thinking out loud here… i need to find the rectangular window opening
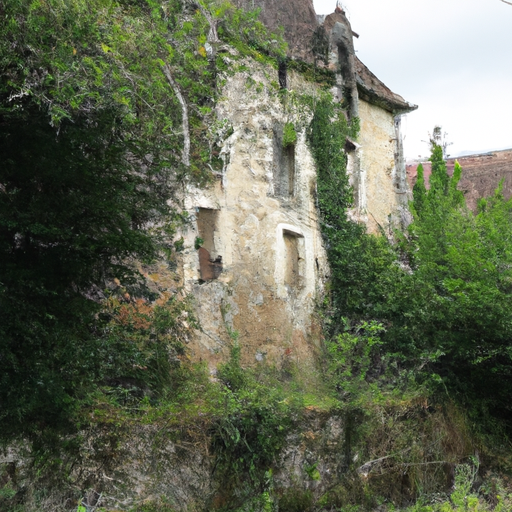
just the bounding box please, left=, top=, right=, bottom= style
left=278, top=60, right=287, bottom=90
left=273, top=127, right=296, bottom=198
left=283, top=230, right=305, bottom=289
left=197, top=208, right=222, bottom=281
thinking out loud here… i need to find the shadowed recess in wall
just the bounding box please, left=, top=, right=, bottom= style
left=197, top=208, right=222, bottom=281
left=283, top=230, right=305, bottom=290
left=273, top=124, right=296, bottom=198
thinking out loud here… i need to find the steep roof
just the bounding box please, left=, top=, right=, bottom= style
left=233, top=0, right=417, bottom=115
left=355, top=57, right=417, bottom=115
left=317, top=10, right=417, bottom=115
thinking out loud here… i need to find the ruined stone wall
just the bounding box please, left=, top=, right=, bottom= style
left=229, top=1, right=415, bottom=237
left=179, top=59, right=329, bottom=372
left=0, top=410, right=345, bottom=511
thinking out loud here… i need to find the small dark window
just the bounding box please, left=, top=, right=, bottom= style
left=273, top=127, right=296, bottom=198
left=196, top=208, right=222, bottom=281
left=283, top=232, right=300, bottom=287
left=284, top=146, right=295, bottom=196
left=278, top=59, right=287, bottom=89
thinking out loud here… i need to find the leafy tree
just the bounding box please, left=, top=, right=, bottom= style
left=314, top=116, right=512, bottom=432
left=412, top=163, right=427, bottom=216
left=0, top=0, right=186, bottom=440
left=388, top=143, right=512, bottom=429
left=0, top=0, right=288, bottom=443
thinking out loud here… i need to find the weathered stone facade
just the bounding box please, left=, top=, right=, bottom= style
left=232, top=0, right=318, bottom=62
left=353, top=58, right=415, bottom=231
left=179, top=3, right=417, bottom=367
left=315, top=10, right=416, bottom=232
left=356, top=99, right=410, bottom=230
left=180, top=60, right=328, bottom=371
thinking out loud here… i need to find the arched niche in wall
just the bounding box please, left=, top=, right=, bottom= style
left=272, top=125, right=296, bottom=198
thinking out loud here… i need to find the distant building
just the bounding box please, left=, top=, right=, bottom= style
left=407, top=149, right=512, bottom=211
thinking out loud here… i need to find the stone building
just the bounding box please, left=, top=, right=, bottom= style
left=318, top=9, right=417, bottom=231
left=180, top=62, right=328, bottom=370
left=234, top=0, right=418, bottom=231
left=179, top=1, right=417, bottom=369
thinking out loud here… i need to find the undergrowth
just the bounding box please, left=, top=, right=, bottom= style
left=2, top=336, right=512, bottom=511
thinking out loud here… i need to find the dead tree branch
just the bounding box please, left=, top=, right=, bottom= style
left=161, top=63, right=190, bottom=167
left=198, top=3, right=219, bottom=44
left=197, top=1, right=220, bottom=59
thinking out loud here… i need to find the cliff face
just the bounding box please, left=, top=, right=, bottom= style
left=1, top=409, right=346, bottom=511
left=232, top=0, right=318, bottom=61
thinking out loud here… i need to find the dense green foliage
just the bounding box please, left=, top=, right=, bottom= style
left=308, top=100, right=512, bottom=507
left=0, top=0, right=287, bottom=442
left=282, top=122, right=297, bottom=148
left=307, top=98, right=397, bottom=334
left=399, top=150, right=512, bottom=429
left=211, top=343, right=303, bottom=510
left=311, top=106, right=512, bottom=434
left=1, top=0, right=177, bottom=439
left=2, top=0, right=512, bottom=509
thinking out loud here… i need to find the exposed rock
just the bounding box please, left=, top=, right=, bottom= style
left=0, top=411, right=345, bottom=511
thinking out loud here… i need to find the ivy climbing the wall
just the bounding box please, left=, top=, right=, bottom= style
left=308, top=97, right=396, bottom=333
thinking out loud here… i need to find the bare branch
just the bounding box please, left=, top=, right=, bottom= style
left=500, top=0, right=512, bottom=5
left=198, top=3, right=219, bottom=44
left=161, top=63, right=190, bottom=167
left=196, top=1, right=220, bottom=59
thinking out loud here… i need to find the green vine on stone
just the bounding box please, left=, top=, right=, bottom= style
left=282, top=122, right=297, bottom=148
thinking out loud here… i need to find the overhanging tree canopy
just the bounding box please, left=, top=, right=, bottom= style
left=0, top=0, right=191, bottom=438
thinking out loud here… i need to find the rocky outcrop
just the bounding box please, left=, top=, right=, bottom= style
left=0, top=410, right=345, bottom=511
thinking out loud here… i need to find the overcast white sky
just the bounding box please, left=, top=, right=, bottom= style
left=313, top=0, right=512, bottom=160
